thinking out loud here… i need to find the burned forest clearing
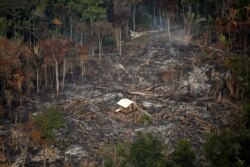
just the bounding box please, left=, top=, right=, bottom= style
left=0, top=0, right=250, bottom=166
left=1, top=31, right=244, bottom=166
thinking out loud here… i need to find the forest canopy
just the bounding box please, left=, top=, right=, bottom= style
left=0, top=0, right=249, bottom=113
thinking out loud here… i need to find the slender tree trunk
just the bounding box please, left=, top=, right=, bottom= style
left=27, top=77, right=30, bottom=96
left=98, top=36, right=102, bottom=60
left=222, top=0, right=225, bottom=17
left=71, top=61, right=74, bottom=78
left=114, top=148, right=117, bottom=166
left=165, top=10, right=171, bottom=37
left=43, top=150, right=46, bottom=167
left=126, top=21, right=129, bottom=37
left=62, top=59, right=66, bottom=91
left=70, top=23, right=73, bottom=41
left=159, top=9, right=162, bottom=30
left=36, top=67, right=39, bottom=93
left=244, top=34, right=247, bottom=54
left=114, top=27, right=120, bottom=54
left=54, top=55, right=59, bottom=95
left=153, top=4, right=156, bottom=27
left=29, top=29, right=32, bottom=48
left=49, top=67, right=52, bottom=88
left=90, top=18, right=93, bottom=36
left=113, top=26, right=122, bottom=55
left=19, top=94, right=22, bottom=107
left=45, top=64, right=47, bottom=88
left=81, top=56, right=84, bottom=80
left=176, top=4, right=179, bottom=22
left=167, top=18, right=171, bottom=38
left=70, top=18, right=73, bottom=41
left=133, top=7, right=136, bottom=32
left=80, top=33, right=83, bottom=46
left=22, top=137, right=28, bottom=167
left=246, top=61, right=249, bottom=100
left=115, top=28, right=119, bottom=51
left=181, top=1, right=185, bottom=14
left=90, top=40, right=95, bottom=56
left=119, top=27, right=122, bottom=55
left=14, top=23, right=16, bottom=39
left=33, top=21, right=36, bottom=45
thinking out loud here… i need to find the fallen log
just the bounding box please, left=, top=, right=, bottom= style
left=134, top=103, right=152, bottom=117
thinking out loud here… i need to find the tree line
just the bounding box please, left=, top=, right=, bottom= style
left=0, top=0, right=249, bottom=111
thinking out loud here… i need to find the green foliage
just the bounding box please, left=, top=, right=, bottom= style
left=140, top=114, right=152, bottom=124
left=102, top=35, right=116, bottom=46
left=128, top=133, right=166, bottom=167
left=228, top=55, right=250, bottom=100
left=218, top=33, right=229, bottom=48
left=241, top=104, right=250, bottom=129
left=70, top=0, right=106, bottom=23
left=173, top=139, right=196, bottom=167
left=103, top=142, right=129, bottom=167
left=33, top=0, right=48, bottom=19
left=204, top=131, right=241, bottom=167
left=184, top=8, right=206, bottom=32
left=204, top=130, right=250, bottom=167
left=0, top=17, right=8, bottom=37
left=133, top=35, right=149, bottom=44
left=104, top=157, right=115, bottom=167
left=34, top=107, right=65, bottom=139
left=235, top=131, right=250, bottom=166
left=116, top=142, right=128, bottom=158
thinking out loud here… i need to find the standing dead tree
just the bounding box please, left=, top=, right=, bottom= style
left=38, top=37, right=72, bottom=95
left=93, top=21, right=113, bottom=61
left=112, top=0, right=130, bottom=55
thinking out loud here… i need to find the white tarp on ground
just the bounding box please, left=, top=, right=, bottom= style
left=117, top=98, right=135, bottom=108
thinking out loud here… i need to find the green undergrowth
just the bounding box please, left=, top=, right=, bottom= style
left=34, top=107, right=65, bottom=139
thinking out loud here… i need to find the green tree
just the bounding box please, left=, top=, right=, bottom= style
left=0, top=17, right=8, bottom=37
left=129, top=133, right=166, bottom=167
left=228, top=55, right=250, bottom=100
left=35, top=107, right=65, bottom=139
left=183, top=7, right=206, bottom=34
left=70, top=0, right=106, bottom=28
left=241, top=104, right=250, bottom=129
left=173, top=139, right=196, bottom=167
left=204, top=131, right=241, bottom=167
left=0, top=0, right=41, bottom=38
